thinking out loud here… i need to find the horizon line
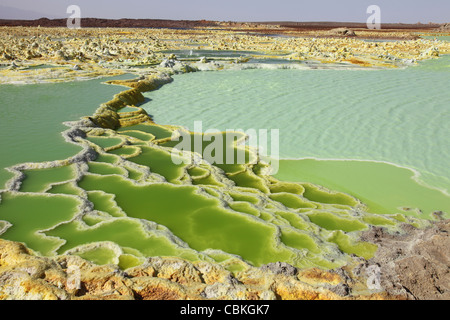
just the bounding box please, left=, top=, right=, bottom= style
left=0, top=17, right=446, bottom=25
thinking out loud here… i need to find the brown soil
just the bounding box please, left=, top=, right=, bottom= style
left=0, top=19, right=444, bottom=39
left=358, top=219, right=450, bottom=300
left=0, top=18, right=219, bottom=29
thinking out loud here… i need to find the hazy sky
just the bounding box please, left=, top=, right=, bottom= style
left=0, top=0, right=449, bottom=23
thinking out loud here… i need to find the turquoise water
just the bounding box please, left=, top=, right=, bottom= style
left=142, top=56, right=450, bottom=195
left=0, top=74, right=134, bottom=187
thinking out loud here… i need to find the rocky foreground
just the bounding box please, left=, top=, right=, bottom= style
left=1, top=22, right=450, bottom=84
left=1, top=220, right=448, bottom=300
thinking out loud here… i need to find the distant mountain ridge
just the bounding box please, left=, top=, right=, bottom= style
left=0, top=5, right=58, bottom=20
left=0, top=15, right=443, bottom=31
left=0, top=17, right=218, bottom=28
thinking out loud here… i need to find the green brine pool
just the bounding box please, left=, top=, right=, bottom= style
left=0, top=56, right=449, bottom=271
left=143, top=56, right=450, bottom=218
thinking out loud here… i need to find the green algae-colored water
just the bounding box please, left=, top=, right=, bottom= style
left=0, top=56, right=449, bottom=272
left=275, top=159, right=450, bottom=219
left=420, top=35, right=450, bottom=41
left=0, top=191, right=82, bottom=256
left=20, top=165, right=76, bottom=193
left=143, top=56, right=450, bottom=217
left=0, top=74, right=135, bottom=187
